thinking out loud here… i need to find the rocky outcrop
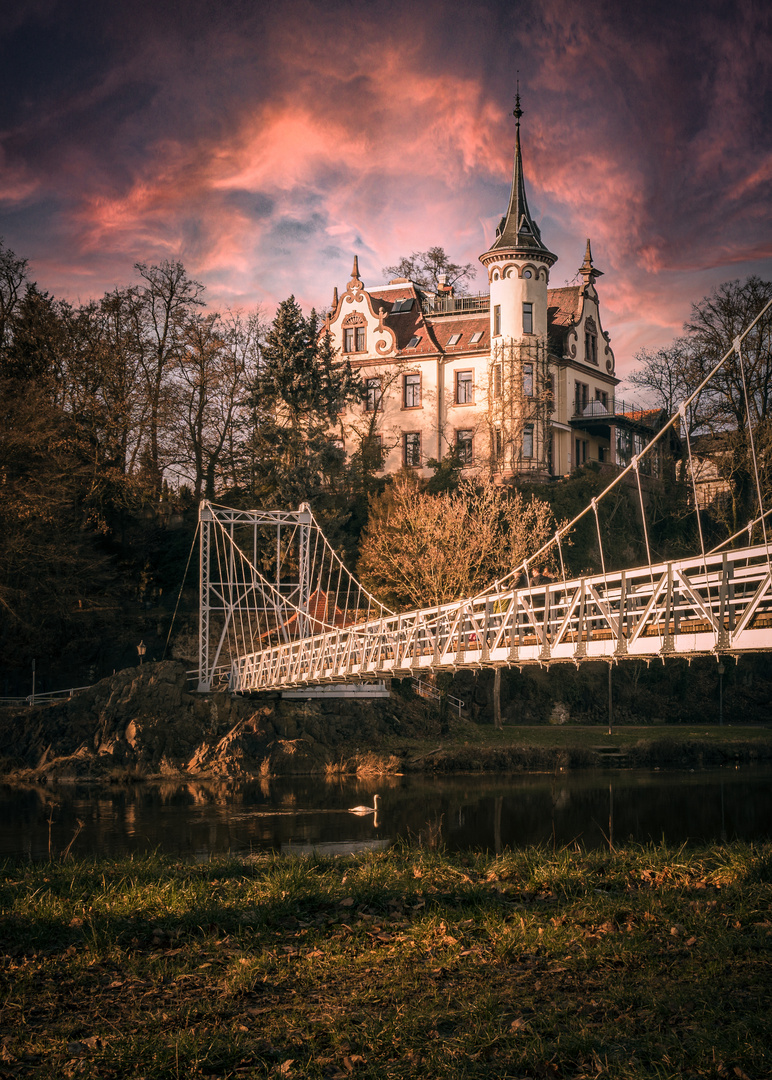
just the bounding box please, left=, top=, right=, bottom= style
left=0, top=662, right=422, bottom=782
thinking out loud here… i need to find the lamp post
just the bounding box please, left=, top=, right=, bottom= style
left=717, top=661, right=725, bottom=727
left=137, top=640, right=146, bottom=666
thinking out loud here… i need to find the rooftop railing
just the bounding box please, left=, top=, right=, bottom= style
left=421, top=294, right=490, bottom=316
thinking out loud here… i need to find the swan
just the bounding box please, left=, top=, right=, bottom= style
left=348, top=794, right=381, bottom=815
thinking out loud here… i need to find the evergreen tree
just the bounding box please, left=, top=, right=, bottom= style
left=244, top=297, right=359, bottom=508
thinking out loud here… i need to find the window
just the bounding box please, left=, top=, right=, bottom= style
left=493, top=304, right=501, bottom=336
left=616, top=429, right=632, bottom=467
left=403, top=372, right=421, bottom=408
left=595, top=388, right=609, bottom=411
left=406, top=335, right=421, bottom=349
left=523, top=302, right=533, bottom=335
left=455, top=370, right=473, bottom=404
left=524, top=269, right=532, bottom=279
left=343, top=321, right=367, bottom=353
left=575, top=438, right=588, bottom=467
left=493, top=363, right=502, bottom=399
left=390, top=298, right=415, bottom=314
left=574, top=380, right=589, bottom=415
left=456, top=429, right=473, bottom=464
left=403, top=432, right=421, bottom=468
left=365, top=377, right=382, bottom=412
left=523, top=363, right=533, bottom=397
left=447, top=333, right=462, bottom=346
left=494, top=427, right=503, bottom=461
left=523, top=424, right=534, bottom=459
left=585, top=329, right=598, bottom=365
left=470, top=331, right=484, bottom=344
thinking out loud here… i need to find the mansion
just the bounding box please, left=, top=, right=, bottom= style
left=323, top=107, right=661, bottom=481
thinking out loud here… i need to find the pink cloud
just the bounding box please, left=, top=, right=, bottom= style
left=2, top=0, right=772, bottom=373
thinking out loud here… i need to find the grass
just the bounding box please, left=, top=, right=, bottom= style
left=389, top=721, right=772, bottom=756
left=1, top=844, right=771, bottom=1078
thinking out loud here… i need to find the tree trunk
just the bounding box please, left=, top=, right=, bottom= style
left=493, top=667, right=502, bottom=730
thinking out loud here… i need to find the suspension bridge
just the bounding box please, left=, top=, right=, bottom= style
left=197, top=312, right=772, bottom=695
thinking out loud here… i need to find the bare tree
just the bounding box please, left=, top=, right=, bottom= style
left=172, top=308, right=261, bottom=500
left=0, top=239, right=29, bottom=353
left=628, top=277, right=772, bottom=535
left=357, top=471, right=558, bottom=610
left=129, top=261, right=205, bottom=488
left=382, top=247, right=477, bottom=294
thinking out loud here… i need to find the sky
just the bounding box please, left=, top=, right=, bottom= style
left=2, top=0, right=772, bottom=384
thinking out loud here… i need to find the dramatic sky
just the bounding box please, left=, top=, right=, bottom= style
left=2, top=0, right=771, bottom=383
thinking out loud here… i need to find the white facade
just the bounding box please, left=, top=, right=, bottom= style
left=323, top=118, right=623, bottom=481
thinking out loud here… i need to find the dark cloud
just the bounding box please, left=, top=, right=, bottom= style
left=1, top=0, right=771, bottom=369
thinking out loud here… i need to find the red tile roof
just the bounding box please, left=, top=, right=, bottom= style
left=368, top=285, right=441, bottom=356
left=547, top=286, right=582, bottom=328
left=356, top=283, right=585, bottom=359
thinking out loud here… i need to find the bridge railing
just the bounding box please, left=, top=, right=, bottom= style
left=229, top=544, right=771, bottom=692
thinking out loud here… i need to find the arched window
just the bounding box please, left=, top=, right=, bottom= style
left=584, top=316, right=598, bottom=365
left=342, top=313, right=366, bottom=353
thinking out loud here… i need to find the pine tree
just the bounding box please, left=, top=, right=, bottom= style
left=245, top=297, right=359, bottom=508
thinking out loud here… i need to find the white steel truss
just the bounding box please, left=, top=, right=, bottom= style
left=228, top=544, right=772, bottom=692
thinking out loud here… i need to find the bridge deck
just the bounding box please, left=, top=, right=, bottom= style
left=229, top=545, right=772, bottom=692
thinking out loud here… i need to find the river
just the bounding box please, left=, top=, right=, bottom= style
left=2, top=766, right=771, bottom=861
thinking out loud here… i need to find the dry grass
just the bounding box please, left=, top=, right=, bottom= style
left=1, top=844, right=770, bottom=1078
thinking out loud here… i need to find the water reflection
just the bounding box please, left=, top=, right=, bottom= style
left=2, top=768, right=770, bottom=862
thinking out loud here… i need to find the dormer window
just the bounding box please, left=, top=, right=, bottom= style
left=470, top=331, right=483, bottom=344
left=447, top=333, right=462, bottom=346
left=391, top=298, right=415, bottom=314
left=406, top=335, right=421, bottom=349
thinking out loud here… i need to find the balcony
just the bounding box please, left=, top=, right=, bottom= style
left=422, top=294, right=490, bottom=316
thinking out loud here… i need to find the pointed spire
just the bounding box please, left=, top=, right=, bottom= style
left=484, top=93, right=556, bottom=263
left=350, top=255, right=361, bottom=282
left=578, top=239, right=603, bottom=287
left=332, top=285, right=339, bottom=311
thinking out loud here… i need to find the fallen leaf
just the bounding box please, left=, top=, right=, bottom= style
left=339, top=897, right=354, bottom=907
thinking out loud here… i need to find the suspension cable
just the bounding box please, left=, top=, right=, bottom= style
left=734, top=337, right=772, bottom=577
left=681, top=403, right=708, bottom=580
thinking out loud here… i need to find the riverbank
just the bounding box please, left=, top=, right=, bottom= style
left=1, top=661, right=771, bottom=783
left=2, top=844, right=770, bottom=1078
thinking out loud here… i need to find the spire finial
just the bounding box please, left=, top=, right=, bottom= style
left=513, top=75, right=522, bottom=129
left=578, top=238, right=603, bottom=286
